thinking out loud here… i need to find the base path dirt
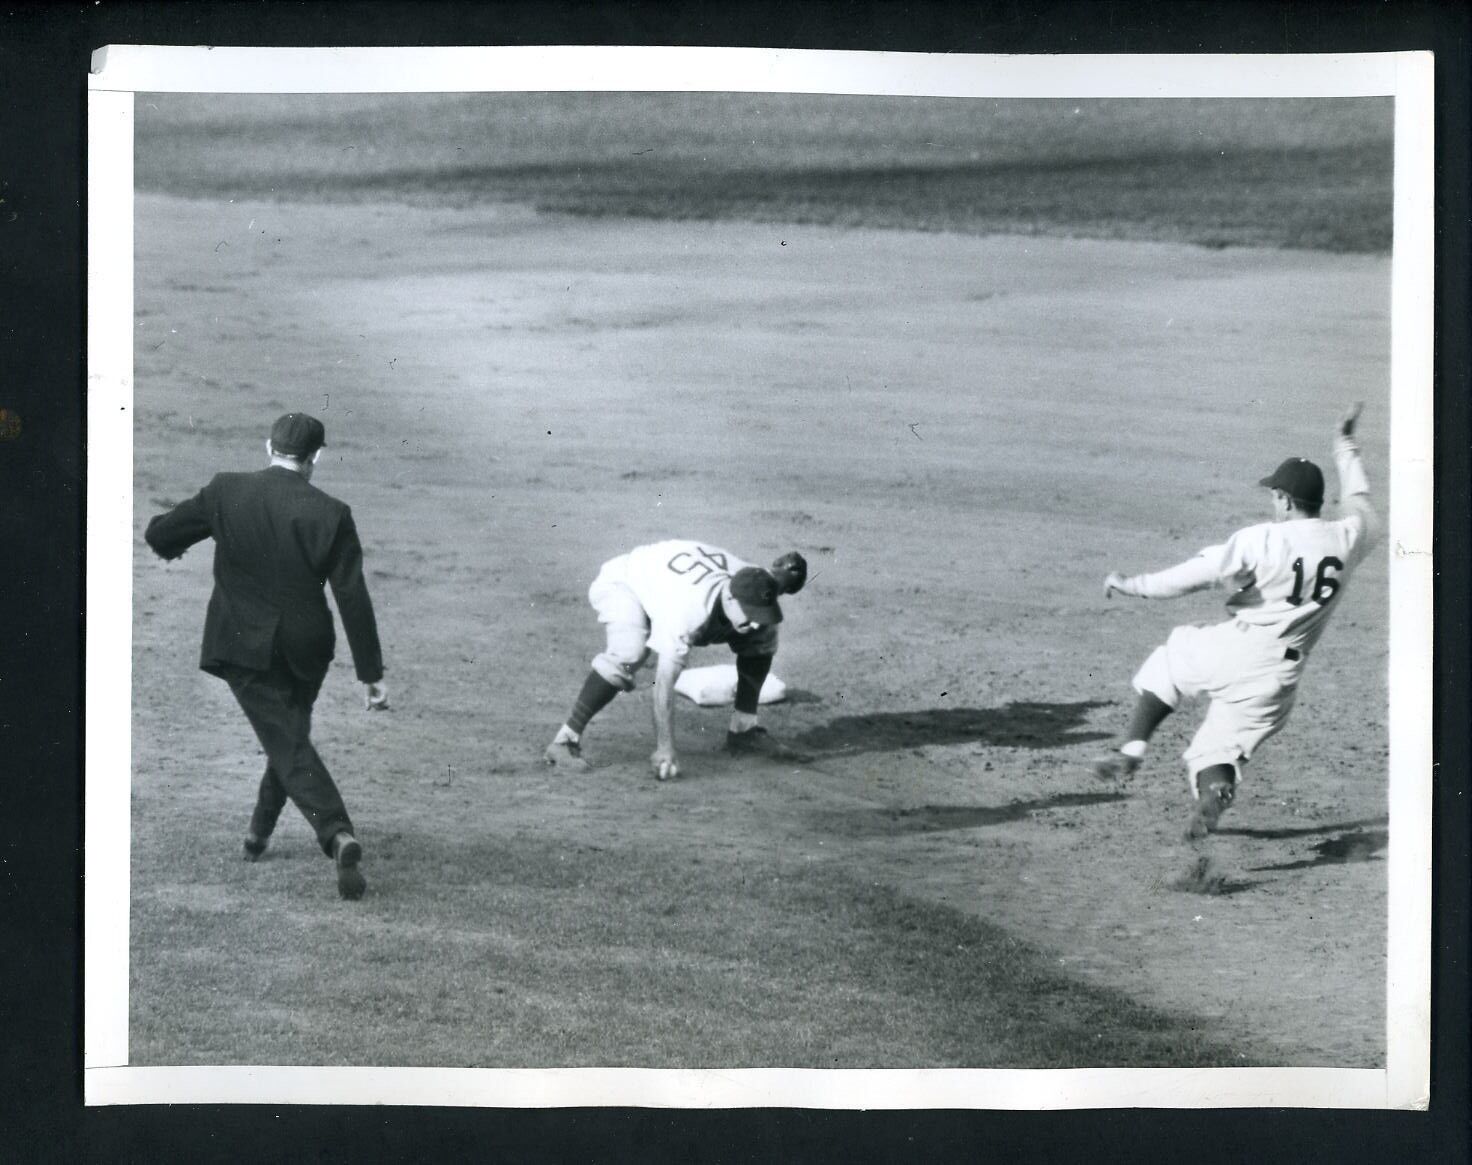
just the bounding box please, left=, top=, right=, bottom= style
left=131, top=193, right=1391, bottom=1067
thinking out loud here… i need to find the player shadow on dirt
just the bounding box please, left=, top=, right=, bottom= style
left=1196, top=879, right=1261, bottom=897
left=812, top=793, right=1128, bottom=840
left=794, top=700, right=1112, bottom=756
left=1244, top=827, right=1388, bottom=872
left=1168, top=857, right=1264, bottom=897
left=1217, top=815, right=1387, bottom=841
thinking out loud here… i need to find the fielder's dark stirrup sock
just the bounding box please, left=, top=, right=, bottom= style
left=734, top=655, right=774, bottom=715
left=1196, top=765, right=1237, bottom=804
left=1126, top=691, right=1174, bottom=743
left=1187, top=765, right=1238, bottom=840
left=567, top=671, right=621, bottom=734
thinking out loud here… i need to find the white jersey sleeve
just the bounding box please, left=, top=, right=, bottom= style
left=1223, top=433, right=1376, bottom=648
left=1219, top=518, right=1366, bottom=648
left=1117, top=550, right=1235, bottom=599
left=623, top=540, right=753, bottom=666
left=1118, top=434, right=1376, bottom=652
left=1329, top=431, right=1377, bottom=553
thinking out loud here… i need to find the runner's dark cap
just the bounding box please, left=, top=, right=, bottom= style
left=1258, top=457, right=1324, bottom=508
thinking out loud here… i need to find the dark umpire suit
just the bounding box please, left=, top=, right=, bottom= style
left=145, top=414, right=382, bottom=894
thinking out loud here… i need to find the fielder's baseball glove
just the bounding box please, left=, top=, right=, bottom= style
left=770, top=551, right=808, bottom=594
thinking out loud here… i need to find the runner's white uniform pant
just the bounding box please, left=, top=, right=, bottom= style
left=1132, top=619, right=1304, bottom=786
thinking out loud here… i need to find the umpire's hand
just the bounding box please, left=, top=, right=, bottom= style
left=366, top=680, right=390, bottom=711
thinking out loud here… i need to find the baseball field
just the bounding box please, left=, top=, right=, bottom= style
left=127, top=93, right=1393, bottom=1070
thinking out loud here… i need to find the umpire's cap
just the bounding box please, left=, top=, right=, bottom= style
left=270, top=412, right=327, bottom=458
left=729, top=567, right=784, bottom=626
left=1258, top=457, right=1324, bottom=509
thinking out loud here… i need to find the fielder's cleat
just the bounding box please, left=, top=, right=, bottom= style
left=333, top=832, right=366, bottom=900
left=544, top=738, right=592, bottom=773
left=725, top=726, right=812, bottom=763
left=242, top=832, right=268, bottom=862
left=1092, top=753, right=1141, bottom=781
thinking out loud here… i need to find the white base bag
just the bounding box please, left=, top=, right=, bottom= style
left=674, top=663, right=787, bottom=707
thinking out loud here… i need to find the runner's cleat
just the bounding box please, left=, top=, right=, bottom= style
left=1185, top=783, right=1235, bottom=841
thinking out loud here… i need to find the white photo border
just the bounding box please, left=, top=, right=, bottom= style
left=84, top=45, right=1434, bottom=1110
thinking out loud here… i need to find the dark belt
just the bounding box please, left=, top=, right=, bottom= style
left=1284, top=648, right=1301, bottom=662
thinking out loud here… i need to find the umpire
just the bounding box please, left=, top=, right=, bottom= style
left=145, top=412, right=387, bottom=900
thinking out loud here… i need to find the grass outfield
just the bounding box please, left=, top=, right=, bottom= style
left=131, top=825, right=1242, bottom=1068
left=137, top=94, right=1392, bottom=252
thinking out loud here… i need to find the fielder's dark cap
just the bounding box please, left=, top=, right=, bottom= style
left=729, top=567, right=784, bottom=626
left=1259, top=457, right=1324, bottom=508
left=770, top=551, right=808, bottom=595
left=270, top=412, right=326, bottom=458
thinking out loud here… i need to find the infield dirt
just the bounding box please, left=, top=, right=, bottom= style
left=129, top=188, right=1390, bottom=1068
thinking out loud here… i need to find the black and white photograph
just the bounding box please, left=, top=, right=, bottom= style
left=83, top=46, right=1433, bottom=1109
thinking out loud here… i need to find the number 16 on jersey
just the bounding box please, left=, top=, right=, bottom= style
left=1288, top=556, right=1343, bottom=605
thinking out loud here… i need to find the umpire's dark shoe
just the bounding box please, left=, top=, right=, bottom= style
left=332, top=832, right=366, bottom=900
left=242, top=833, right=269, bottom=862
left=725, top=726, right=812, bottom=763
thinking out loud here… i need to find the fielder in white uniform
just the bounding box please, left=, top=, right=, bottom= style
left=544, top=541, right=810, bottom=779
left=1094, top=404, right=1377, bottom=839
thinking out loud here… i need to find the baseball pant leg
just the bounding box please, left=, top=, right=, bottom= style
left=248, top=764, right=289, bottom=839
left=226, top=661, right=355, bottom=856
left=588, top=573, right=652, bottom=691
left=1131, top=623, right=1220, bottom=709
left=1183, top=680, right=1298, bottom=789
left=1180, top=628, right=1301, bottom=790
